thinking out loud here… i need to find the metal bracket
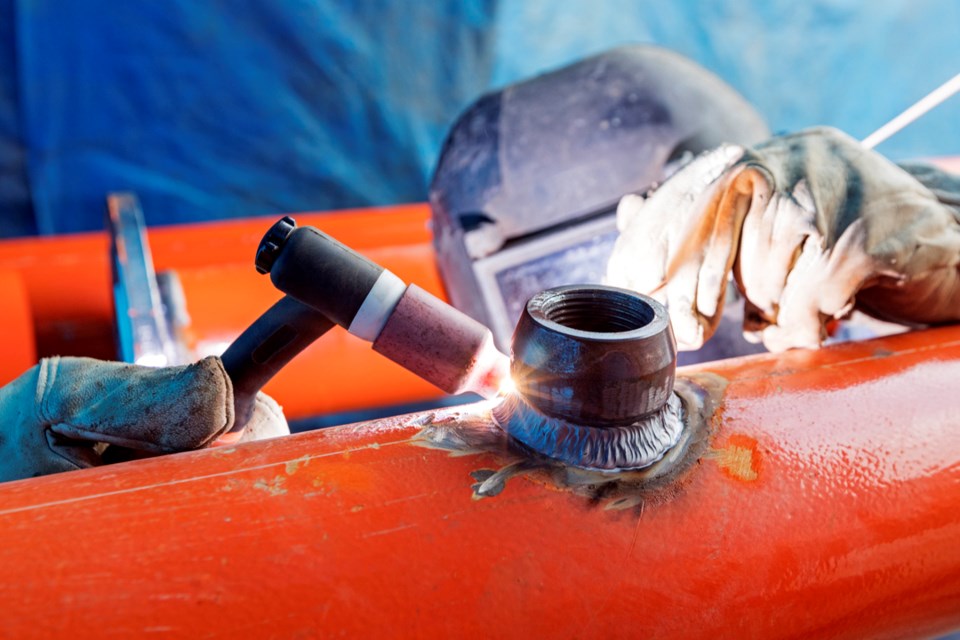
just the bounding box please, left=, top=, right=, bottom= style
left=107, top=192, right=183, bottom=366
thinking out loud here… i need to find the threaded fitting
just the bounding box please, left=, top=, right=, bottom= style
left=495, top=285, right=681, bottom=471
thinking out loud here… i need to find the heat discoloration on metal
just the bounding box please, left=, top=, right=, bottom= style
left=491, top=392, right=685, bottom=472
left=412, top=374, right=724, bottom=506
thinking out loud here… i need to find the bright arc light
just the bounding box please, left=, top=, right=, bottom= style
left=498, top=375, right=517, bottom=397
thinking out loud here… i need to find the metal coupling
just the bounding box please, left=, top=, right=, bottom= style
left=494, top=285, right=681, bottom=471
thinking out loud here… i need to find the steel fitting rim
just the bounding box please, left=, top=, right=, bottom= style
left=526, top=285, right=668, bottom=342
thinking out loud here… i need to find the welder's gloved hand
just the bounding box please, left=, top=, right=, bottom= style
left=0, top=355, right=289, bottom=483
left=606, top=126, right=960, bottom=352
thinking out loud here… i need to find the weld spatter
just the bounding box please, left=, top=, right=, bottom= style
left=492, top=391, right=684, bottom=472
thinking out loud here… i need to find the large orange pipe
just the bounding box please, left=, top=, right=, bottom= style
left=1, top=325, right=958, bottom=638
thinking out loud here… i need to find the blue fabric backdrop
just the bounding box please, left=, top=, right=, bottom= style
left=0, top=0, right=958, bottom=235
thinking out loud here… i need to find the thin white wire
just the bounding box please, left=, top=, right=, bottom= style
left=861, top=72, right=960, bottom=149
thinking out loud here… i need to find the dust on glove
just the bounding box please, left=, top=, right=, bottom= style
left=0, top=355, right=288, bottom=482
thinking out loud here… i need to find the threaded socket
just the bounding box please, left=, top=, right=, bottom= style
left=510, top=285, right=677, bottom=427
left=494, top=285, right=681, bottom=471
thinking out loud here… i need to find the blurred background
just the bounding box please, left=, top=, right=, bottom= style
left=0, top=0, right=958, bottom=237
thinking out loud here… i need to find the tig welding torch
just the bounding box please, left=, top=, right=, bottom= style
left=220, top=216, right=510, bottom=428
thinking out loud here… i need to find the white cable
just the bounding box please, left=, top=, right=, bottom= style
left=861, top=72, right=960, bottom=149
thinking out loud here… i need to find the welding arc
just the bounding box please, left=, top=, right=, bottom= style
left=861, top=71, right=960, bottom=149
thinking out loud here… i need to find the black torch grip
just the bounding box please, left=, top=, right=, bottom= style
left=268, top=225, right=384, bottom=328
left=220, top=295, right=334, bottom=430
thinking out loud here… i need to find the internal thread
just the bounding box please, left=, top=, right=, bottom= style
left=540, top=290, right=654, bottom=333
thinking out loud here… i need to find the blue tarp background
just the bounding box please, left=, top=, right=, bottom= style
left=0, top=0, right=958, bottom=235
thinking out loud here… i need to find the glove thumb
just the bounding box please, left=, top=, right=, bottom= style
left=38, top=355, right=235, bottom=452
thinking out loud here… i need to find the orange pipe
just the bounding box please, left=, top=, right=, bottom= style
left=0, top=269, right=37, bottom=380
left=1, top=326, right=958, bottom=638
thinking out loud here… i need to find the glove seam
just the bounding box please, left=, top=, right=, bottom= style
left=210, top=356, right=236, bottom=435
left=44, top=430, right=86, bottom=471
left=35, top=356, right=60, bottom=426
left=37, top=357, right=90, bottom=471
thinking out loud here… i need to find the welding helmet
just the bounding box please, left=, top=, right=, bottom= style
left=429, top=45, right=769, bottom=350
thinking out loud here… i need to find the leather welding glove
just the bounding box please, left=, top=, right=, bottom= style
left=0, top=355, right=289, bottom=482
left=606, top=126, right=960, bottom=352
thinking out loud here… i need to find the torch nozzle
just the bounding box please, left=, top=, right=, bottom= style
left=371, top=284, right=512, bottom=399
left=460, top=335, right=511, bottom=400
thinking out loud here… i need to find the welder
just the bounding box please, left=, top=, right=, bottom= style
left=0, top=217, right=510, bottom=482
left=0, top=128, right=957, bottom=482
